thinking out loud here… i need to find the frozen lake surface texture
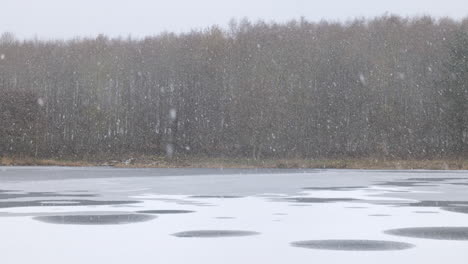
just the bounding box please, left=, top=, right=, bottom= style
left=1, top=167, right=468, bottom=264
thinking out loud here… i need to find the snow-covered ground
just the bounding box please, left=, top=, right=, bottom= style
left=1, top=167, right=468, bottom=264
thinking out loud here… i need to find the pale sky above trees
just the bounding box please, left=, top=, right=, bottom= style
left=1, top=0, right=468, bottom=39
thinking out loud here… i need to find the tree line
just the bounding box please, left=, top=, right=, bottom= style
left=0, top=15, right=467, bottom=159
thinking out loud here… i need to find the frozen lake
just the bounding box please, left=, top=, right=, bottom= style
left=1, top=167, right=468, bottom=264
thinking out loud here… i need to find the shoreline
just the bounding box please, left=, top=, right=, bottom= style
left=1, top=156, right=467, bottom=170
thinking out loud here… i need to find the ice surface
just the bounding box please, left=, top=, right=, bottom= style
left=0, top=167, right=468, bottom=264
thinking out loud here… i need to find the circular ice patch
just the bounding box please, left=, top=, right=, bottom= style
left=369, top=214, right=391, bottom=217
left=385, top=227, right=468, bottom=240
left=34, top=214, right=156, bottom=225
left=172, top=230, right=259, bottom=238
left=291, top=240, right=414, bottom=251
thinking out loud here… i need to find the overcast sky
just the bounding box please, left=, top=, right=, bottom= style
left=2, top=0, right=468, bottom=39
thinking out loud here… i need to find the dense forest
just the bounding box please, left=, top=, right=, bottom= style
left=0, top=15, right=467, bottom=160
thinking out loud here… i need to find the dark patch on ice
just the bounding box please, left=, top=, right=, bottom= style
left=406, top=177, right=466, bottom=182
left=189, top=195, right=243, bottom=199
left=385, top=227, right=468, bottom=240
left=345, top=206, right=368, bottom=209
left=448, top=203, right=468, bottom=207
left=403, top=200, right=468, bottom=208
left=303, top=186, right=365, bottom=191
left=136, top=210, right=194, bottom=214
left=376, top=181, right=436, bottom=187
left=450, top=182, right=468, bottom=186
left=369, top=214, right=391, bottom=217
left=0, top=199, right=140, bottom=208
left=215, top=216, right=236, bottom=219
left=373, top=200, right=468, bottom=209
left=0, top=190, right=18, bottom=193
left=34, top=214, right=156, bottom=225
left=288, top=197, right=358, bottom=203
left=385, top=190, right=411, bottom=193
left=413, top=211, right=439, bottom=214
left=442, top=207, right=468, bottom=215
left=39, top=201, right=81, bottom=205
left=172, top=230, right=259, bottom=238
left=291, top=240, right=414, bottom=251
left=0, top=191, right=96, bottom=200
left=0, top=211, right=129, bottom=218
left=372, top=170, right=465, bottom=174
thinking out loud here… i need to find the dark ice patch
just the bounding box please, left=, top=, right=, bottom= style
left=189, top=195, right=243, bottom=199
left=448, top=203, right=468, bottom=207
left=450, top=182, right=468, bottom=186
left=403, top=200, right=468, bottom=208
left=34, top=213, right=156, bottom=225
left=39, top=201, right=81, bottom=205
left=442, top=207, right=468, bottom=214
left=215, top=216, right=236, bottom=219
left=291, top=240, right=414, bottom=251
left=372, top=170, right=465, bottom=174
left=385, top=190, right=411, bottom=193
left=136, top=210, right=194, bottom=214
left=406, top=177, right=466, bottom=182
left=303, top=186, right=365, bottom=191
left=376, top=181, right=435, bottom=187
left=0, top=191, right=96, bottom=200
left=369, top=214, right=391, bottom=217
left=0, top=199, right=140, bottom=209
left=172, top=230, right=259, bottom=238
left=413, top=211, right=439, bottom=214
left=385, top=227, right=468, bottom=240
left=0, top=190, right=18, bottom=193
left=288, top=197, right=358, bottom=203
left=0, top=210, right=130, bottom=218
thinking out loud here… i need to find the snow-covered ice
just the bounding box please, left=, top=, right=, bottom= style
left=1, top=167, right=468, bottom=264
